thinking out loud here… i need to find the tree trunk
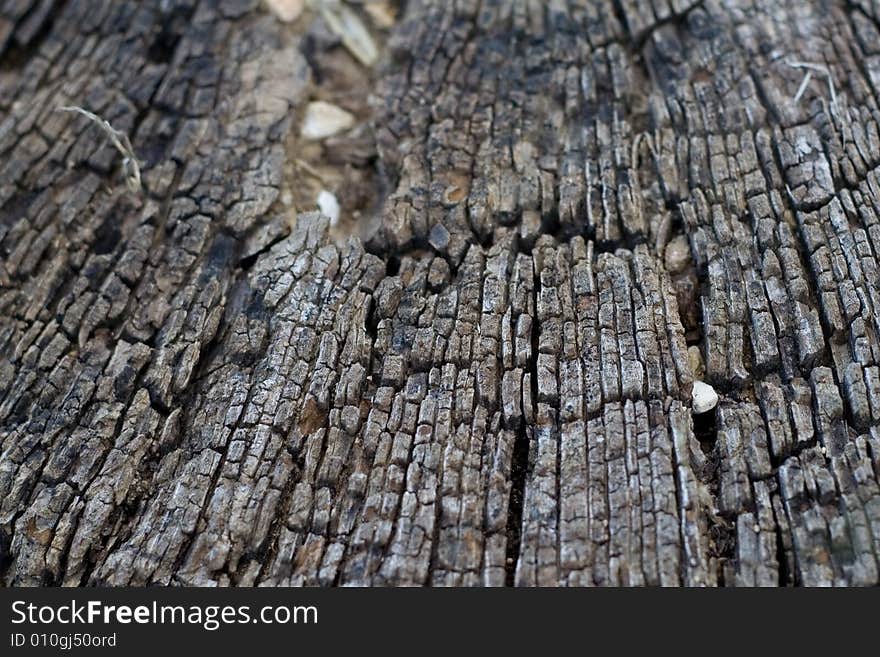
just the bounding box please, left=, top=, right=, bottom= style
left=2, top=0, right=880, bottom=586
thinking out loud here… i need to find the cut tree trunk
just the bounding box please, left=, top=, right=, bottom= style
left=2, top=0, right=880, bottom=586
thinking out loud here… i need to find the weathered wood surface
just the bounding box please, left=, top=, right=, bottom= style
left=2, top=0, right=880, bottom=586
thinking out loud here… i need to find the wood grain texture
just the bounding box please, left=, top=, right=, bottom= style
left=1, top=0, right=879, bottom=586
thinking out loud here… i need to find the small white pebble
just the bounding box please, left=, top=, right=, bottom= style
left=316, top=1, right=379, bottom=67
left=301, top=101, right=355, bottom=140
left=753, top=524, right=761, bottom=533
left=692, top=380, right=719, bottom=414
left=317, top=190, right=340, bottom=226
left=266, top=0, right=304, bottom=23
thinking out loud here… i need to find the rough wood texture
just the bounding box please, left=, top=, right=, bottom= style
left=2, top=0, right=880, bottom=586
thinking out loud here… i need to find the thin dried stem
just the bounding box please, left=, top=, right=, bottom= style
left=787, top=60, right=838, bottom=116
left=59, top=105, right=142, bottom=193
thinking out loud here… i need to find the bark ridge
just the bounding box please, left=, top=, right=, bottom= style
left=1, top=0, right=880, bottom=586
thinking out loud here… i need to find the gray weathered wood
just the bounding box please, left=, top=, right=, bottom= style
left=1, top=0, right=880, bottom=586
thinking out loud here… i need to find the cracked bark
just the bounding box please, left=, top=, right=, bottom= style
left=2, top=0, right=880, bottom=586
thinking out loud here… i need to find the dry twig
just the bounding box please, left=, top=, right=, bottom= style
left=59, top=105, right=142, bottom=193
